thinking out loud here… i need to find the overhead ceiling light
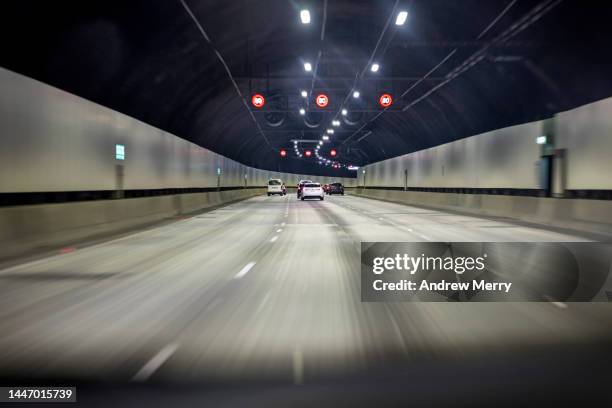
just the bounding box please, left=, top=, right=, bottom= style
left=319, top=141, right=323, bottom=145
left=304, top=62, right=312, bottom=72
left=332, top=120, right=340, bottom=126
left=327, top=129, right=334, bottom=134
left=341, top=109, right=348, bottom=116
left=301, top=90, right=308, bottom=98
left=322, top=135, right=329, bottom=141
left=300, top=9, right=311, bottom=24
left=371, top=63, right=380, bottom=72
left=299, top=108, right=306, bottom=115
left=353, top=91, right=360, bottom=98
left=395, top=11, right=408, bottom=26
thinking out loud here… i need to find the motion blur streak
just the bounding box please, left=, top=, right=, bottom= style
left=0, top=194, right=610, bottom=383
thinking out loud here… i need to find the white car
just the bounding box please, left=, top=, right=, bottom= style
left=297, top=179, right=313, bottom=198
left=267, top=179, right=286, bottom=196
left=300, top=183, right=324, bottom=201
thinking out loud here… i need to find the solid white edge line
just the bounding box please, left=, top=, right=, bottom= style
left=234, top=261, right=256, bottom=279
left=132, top=343, right=179, bottom=382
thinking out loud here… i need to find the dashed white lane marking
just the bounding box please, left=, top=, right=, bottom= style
left=293, top=349, right=304, bottom=385
left=378, top=217, right=384, bottom=221
left=281, top=222, right=286, bottom=226
left=132, top=343, right=179, bottom=382
left=276, top=229, right=283, bottom=233
left=270, top=236, right=279, bottom=243
left=234, top=262, right=256, bottom=279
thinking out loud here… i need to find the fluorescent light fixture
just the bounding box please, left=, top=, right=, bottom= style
left=371, top=63, right=380, bottom=72
left=322, top=135, right=329, bottom=141
left=301, top=90, right=308, bottom=98
left=353, top=91, right=360, bottom=98
left=326, top=129, right=334, bottom=134
left=299, top=108, right=306, bottom=115
left=300, top=9, right=311, bottom=24
left=341, top=108, right=348, bottom=116
left=304, top=62, right=312, bottom=72
left=395, top=11, right=408, bottom=25
left=332, top=120, right=340, bottom=126
left=536, top=136, right=547, bottom=145
left=348, top=165, right=359, bottom=171
left=319, top=141, right=323, bottom=145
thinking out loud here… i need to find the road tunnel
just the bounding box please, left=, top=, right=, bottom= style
left=1, top=1, right=612, bottom=406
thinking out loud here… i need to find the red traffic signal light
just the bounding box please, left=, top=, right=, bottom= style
left=251, top=94, right=265, bottom=108
left=305, top=150, right=312, bottom=157
left=280, top=149, right=287, bottom=157
left=330, top=149, right=337, bottom=157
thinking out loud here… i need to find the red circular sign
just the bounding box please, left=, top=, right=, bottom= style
left=305, top=150, right=312, bottom=157
left=330, top=149, right=337, bottom=157
left=280, top=149, right=287, bottom=157
left=251, top=94, right=265, bottom=108
left=315, top=94, right=329, bottom=108
left=379, top=93, right=393, bottom=108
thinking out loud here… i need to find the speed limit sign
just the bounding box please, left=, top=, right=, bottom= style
left=251, top=94, right=265, bottom=108
left=379, top=93, right=393, bottom=108
left=315, top=94, right=329, bottom=108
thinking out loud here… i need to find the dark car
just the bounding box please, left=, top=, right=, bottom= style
left=327, top=182, right=344, bottom=195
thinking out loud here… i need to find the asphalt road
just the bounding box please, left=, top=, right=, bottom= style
left=1, top=193, right=611, bottom=387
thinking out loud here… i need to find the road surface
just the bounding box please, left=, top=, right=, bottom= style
left=0, top=193, right=611, bottom=385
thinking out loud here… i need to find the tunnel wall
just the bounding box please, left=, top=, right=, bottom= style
left=356, top=96, right=612, bottom=192
left=555, top=97, right=612, bottom=190
left=0, top=67, right=356, bottom=194
left=356, top=121, right=542, bottom=189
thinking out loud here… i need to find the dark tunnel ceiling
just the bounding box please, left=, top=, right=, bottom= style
left=2, top=0, right=612, bottom=177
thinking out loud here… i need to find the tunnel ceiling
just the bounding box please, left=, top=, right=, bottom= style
left=2, top=0, right=612, bottom=177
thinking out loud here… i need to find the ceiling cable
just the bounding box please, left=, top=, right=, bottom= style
left=179, top=0, right=272, bottom=150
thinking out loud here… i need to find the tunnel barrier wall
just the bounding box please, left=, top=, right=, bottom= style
left=0, top=188, right=268, bottom=260
left=0, top=66, right=356, bottom=194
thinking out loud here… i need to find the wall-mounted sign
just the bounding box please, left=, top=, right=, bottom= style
left=217, top=167, right=222, bottom=175
left=115, top=144, right=125, bottom=160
